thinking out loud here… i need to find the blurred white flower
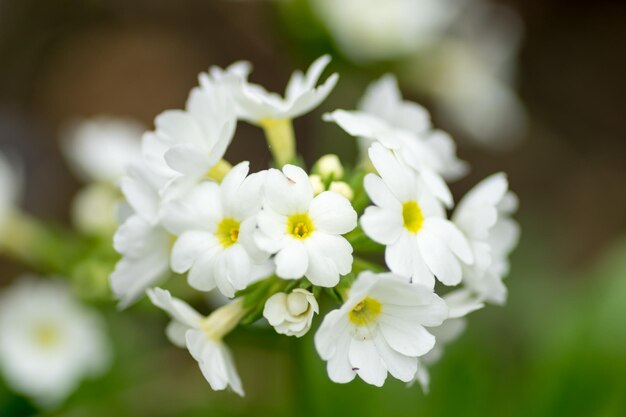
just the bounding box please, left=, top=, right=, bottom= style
left=314, top=271, right=448, bottom=386
left=61, top=117, right=144, bottom=235
left=360, top=144, right=473, bottom=288
left=264, top=289, right=319, bottom=337
left=447, top=173, right=520, bottom=310
left=202, top=55, right=338, bottom=124
left=148, top=288, right=245, bottom=396
left=426, top=38, right=527, bottom=147
left=311, top=0, right=466, bottom=62
left=71, top=183, right=120, bottom=235
left=61, top=116, right=143, bottom=184
left=0, top=277, right=110, bottom=408
left=162, top=162, right=271, bottom=297
left=0, top=151, right=21, bottom=237
left=255, top=164, right=357, bottom=287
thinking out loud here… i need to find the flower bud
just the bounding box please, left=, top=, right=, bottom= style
left=329, top=181, right=354, bottom=201
left=314, top=154, right=344, bottom=180
left=263, top=289, right=319, bottom=337
left=309, top=174, right=325, bottom=195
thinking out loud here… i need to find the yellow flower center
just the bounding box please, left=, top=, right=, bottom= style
left=286, top=213, right=315, bottom=240
left=216, top=218, right=241, bottom=248
left=349, top=297, right=382, bottom=326
left=402, top=200, right=424, bottom=233
left=33, top=323, right=60, bottom=348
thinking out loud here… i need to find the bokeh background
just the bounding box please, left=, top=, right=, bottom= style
left=1, top=0, right=625, bottom=416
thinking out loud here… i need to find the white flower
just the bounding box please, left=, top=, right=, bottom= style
left=360, top=143, right=473, bottom=288
left=425, top=5, right=527, bottom=147
left=311, top=0, right=465, bottom=62
left=0, top=277, right=110, bottom=408
left=150, top=85, right=237, bottom=194
left=314, top=271, right=448, bottom=386
left=147, top=288, right=244, bottom=396
left=61, top=116, right=143, bottom=184
left=61, top=116, right=143, bottom=234
left=413, top=318, right=466, bottom=393
left=110, top=162, right=171, bottom=308
left=0, top=151, right=21, bottom=237
left=325, top=75, right=466, bottom=205
left=71, top=183, right=120, bottom=235
left=204, top=55, right=338, bottom=124
left=161, top=162, right=272, bottom=297
left=448, top=173, right=520, bottom=308
left=263, top=289, right=319, bottom=337
left=255, top=164, right=357, bottom=287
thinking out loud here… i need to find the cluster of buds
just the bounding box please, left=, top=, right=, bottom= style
left=110, top=56, right=519, bottom=394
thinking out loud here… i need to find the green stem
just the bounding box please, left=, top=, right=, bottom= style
left=260, top=118, right=296, bottom=167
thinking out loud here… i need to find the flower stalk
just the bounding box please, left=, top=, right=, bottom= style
left=260, top=118, right=296, bottom=167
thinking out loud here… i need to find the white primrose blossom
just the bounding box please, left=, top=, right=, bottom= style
left=147, top=288, right=244, bottom=396
left=361, top=143, right=473, bottom=288
left=150, top=86, right=237, bottom=193
left=110, top=161, right=172, bottom=308
left=264, top=289, right=319, bottom=337
left=255, top=164, right=357, bottom=287
left=314, top=272, right=448, bottom=386
left=446, top=173, right=520, bottom=313
left=202, top=55, right=338, bottom=124
left=162, top=162, right=272, bottom=297
left=325, top=75, right=466, bottom=206
left=0, top=277, right=110, bottom=408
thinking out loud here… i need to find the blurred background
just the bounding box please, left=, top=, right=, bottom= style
left=0, top=0, right=625, bottom=416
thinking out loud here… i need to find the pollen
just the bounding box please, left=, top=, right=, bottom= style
left=349, top=297, right=382, bottom=326
left=402, top=200, right=424, bottom=233
left=216, top=218, right=241, bottom=248
left=286, top=213, right=315, bottom=239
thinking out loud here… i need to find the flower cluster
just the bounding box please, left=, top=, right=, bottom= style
left=111, top=56, right=519, bottom=394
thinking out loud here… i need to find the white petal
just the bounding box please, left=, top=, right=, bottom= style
left=185, top=330, right=244, bottom=396
left=263, top=293, right=288, bottom=326
left=170, top=231, right=218, bottom=273
left=363, top=173, right=401, bottom=210
left=372, top=334, right=417, bottom=382
left=263, top=167, right=312, bottom=215
left=275, top=241, right=308, bottom=279
left=360, top=206, right=402, bottom=245
left=417, top=231, right=462, bottom=286
left=368, top=143, right=415, bottom=201
left=424, top=218, right=473, bottom=264
left=385, top=233, right=434, bottom=287
left=308, top=191, right=357, bottom=235
left=147, top=288, right=202, bottom=328
left=379, top=316, right=435, bottom=357
left=349, top=339, right=387, bottom=387
left=304, top=233, right=353, bottom=287
left=327, top=332, right=355, bottom=383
